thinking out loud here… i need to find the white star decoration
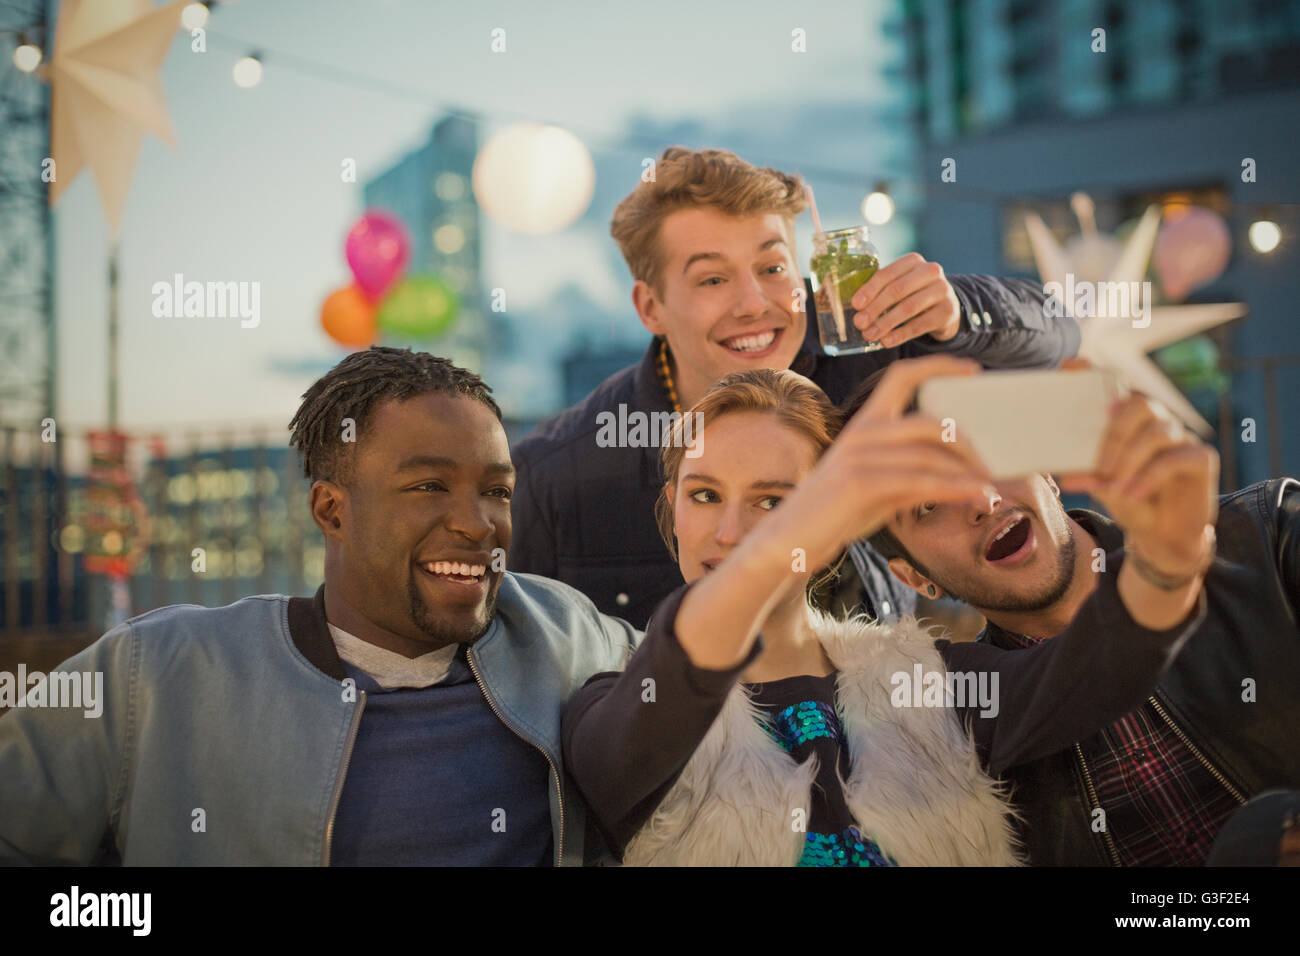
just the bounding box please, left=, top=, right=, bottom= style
left=46, top=0, right=188, bottom=236
left=1025, top=194, right=1247, bottom=436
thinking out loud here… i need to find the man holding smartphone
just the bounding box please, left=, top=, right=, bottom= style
left=853, top=380, right=1300, bottom=866
left=509, top=146, right=1080, bottom=629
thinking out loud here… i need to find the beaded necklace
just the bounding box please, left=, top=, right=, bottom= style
left=655, top=337, right=682, bottom=414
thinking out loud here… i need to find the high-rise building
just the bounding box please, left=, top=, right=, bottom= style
left=364, top=115, right=501, bottom=377
left=893, top=0, right=1300, bottom=486
left=899, top=0, right=1300, bottom=140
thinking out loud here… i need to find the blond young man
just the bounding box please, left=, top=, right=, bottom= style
left=509, top=147, right=1079, bottom=627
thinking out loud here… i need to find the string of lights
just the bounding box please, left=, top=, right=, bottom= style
left=189, top=23, right=1298, bottom=240
left=6, top=1, right=1294, bottom=234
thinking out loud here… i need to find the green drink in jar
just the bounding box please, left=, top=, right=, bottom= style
left=810, top=226, right=881, bottom=355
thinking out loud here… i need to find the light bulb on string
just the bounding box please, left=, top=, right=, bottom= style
left=181, top=3, right=211, bottom=31
left=13, top=41, right=42, bottom=73
left=1249, top=220, right=1281, bottom=254
left=862, top=183, right=894, bottom=225
left=233, top=53, right=263, bottom=89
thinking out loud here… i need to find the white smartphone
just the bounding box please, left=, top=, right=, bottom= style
left=916, top=368, right=1121, bottom=480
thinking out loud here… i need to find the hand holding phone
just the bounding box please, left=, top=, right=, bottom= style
left=916, top=368, right=1120, bottom=480
left=1061, top=392, right=1219, bottom=585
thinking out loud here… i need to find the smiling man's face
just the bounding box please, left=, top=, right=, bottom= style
left=334, top=392, right=513, bottom=648
left=637, top=207, right=805, bottom=407
left=886, top=476, right=1078, bottom=615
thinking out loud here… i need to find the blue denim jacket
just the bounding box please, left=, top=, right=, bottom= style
left=0, top=572, right=638, bottom=865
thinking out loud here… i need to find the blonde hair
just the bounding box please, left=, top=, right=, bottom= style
left=656, top=368, right=845, bottom=598
left=610, top=147, right=807, bottom=296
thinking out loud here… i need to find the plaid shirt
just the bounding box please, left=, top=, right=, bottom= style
left=1001, top=628, right=1243, bottom=866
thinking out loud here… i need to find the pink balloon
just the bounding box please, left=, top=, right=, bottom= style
left=345, top=211, right=411, bottom=300
left=1153, top=207, right=1231, bottom=303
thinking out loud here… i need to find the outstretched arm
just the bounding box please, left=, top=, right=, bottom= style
left=839, top=252, right=1078, bottom=367
left=674, top=356, right=991, bottom=670
left=564, top=355, right=996, bottom=852
left=941, top=571, right=1204, bottom=774
left=948, top=392, right=1220, bottom=773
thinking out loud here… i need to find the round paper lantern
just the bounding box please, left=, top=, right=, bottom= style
left=321, top=284, right=377, bottom=347
left=1153, top=207, right=1231, bottom=302
left=376, top=275, right=459, bottom=339
left=472, top=123, right=595, bottom=234
left=345, top=211, right=411, bottom=300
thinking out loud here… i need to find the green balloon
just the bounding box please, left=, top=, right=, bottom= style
left=1156, top=336, right=1228, bottom=395
left=376, top=275, right=459, bottom=339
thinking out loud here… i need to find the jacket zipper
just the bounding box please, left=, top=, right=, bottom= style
left=1073, top=743, right=1122, bottom=866
left=1147, top=695, right=1247, bottom=804
left=323, top=689, right=366, bottom=866
left=466, top=651, right=565, bottom=866
left=1075, top=694, right=1248, bottom=868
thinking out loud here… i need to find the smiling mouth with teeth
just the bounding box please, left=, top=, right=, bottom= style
left=984, top=516, right=1031, bottom=562
left=720, top=329, right=779, bottom=353
left=421, top=560, right=488, bottom=582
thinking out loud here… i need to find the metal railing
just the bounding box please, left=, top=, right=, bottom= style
left=1, top=424, right=318, bottom=641
left=1216, top=353, right=1300, bottom=490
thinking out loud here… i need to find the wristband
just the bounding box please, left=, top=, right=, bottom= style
left=1124, top=526, right=1216, bottom=592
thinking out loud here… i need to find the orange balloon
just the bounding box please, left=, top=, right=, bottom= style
left=321, top=284, right=377, bottom=347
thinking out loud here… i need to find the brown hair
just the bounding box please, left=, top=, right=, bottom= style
left=610, top=147, right=807, bottom=296
left=655, top=368, right=845, bottom=599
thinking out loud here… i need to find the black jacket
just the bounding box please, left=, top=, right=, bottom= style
left=982, top=480, right=1300, bottom=865
left=511, top=274, right=1079, bottom=628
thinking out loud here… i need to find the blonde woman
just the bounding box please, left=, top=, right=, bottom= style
left=562, top=356, right=1201, bottom=866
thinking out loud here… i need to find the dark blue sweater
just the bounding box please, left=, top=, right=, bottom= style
left=331, top=646, right=554, bottom=866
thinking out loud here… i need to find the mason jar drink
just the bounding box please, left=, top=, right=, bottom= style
left=810, top=226, right=882, bottom=355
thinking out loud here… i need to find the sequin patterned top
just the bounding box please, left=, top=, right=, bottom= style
left=747, top=673, right=897, bottom=867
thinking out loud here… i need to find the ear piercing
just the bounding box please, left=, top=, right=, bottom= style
left=927, top=585, right=937, bottom=597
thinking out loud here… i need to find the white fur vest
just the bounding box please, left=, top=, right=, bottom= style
left=622, top=609, right=1023, bottom=866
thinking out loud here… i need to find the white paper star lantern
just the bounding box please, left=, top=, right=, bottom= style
left=46, top=0, right=188, bottom=236
left=1025, top=194, right=1247, bottom=436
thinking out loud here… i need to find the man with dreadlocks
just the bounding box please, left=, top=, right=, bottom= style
left=0, top=348, right=637, bottom=866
